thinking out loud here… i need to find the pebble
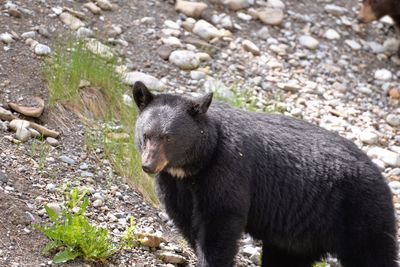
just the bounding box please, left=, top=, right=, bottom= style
left=59, top=12, right=85, bottom=30
left=224, top=0, right=252, bottom=11
left=59, top=155, right=76, bottom=165
left=34, top=44, right=51, bottom=56
left=157, top=45, right=174, bottom=60
left=190, top=70, right=206, bottom=80
left=374, top=69, right=392, bottom=81
left=46, top=183, right=57, bottom=193
left=83, top=2, right=102, bottom=14
left=386, top=114, right=400, bottom=127
left=182, top=18, right=196, bottom=32
left=47, top=203, right=62, bottom=215
left=257, top=27, right=270, bottom=40
left=242, top=40, right=260, bottom=55
left=383, top=38, right=400, bottom=56
left=169, top=50, right=200, bottom=70
left=92, top=199, right=104, bottom=208
left=192, top=20, right=221, bottom=40
left=389, top=181, right=400, bottom=194
left=368, top=42, right=385, bottom=54
left=175, top=0, right=208, bottom=18
left=76, top=27, right=94, bottom=38
left=158, top=252, right=187, bottom=264
left=345, top=40, right=361, bottom=51
left=0, top=33, right=14, bottom=44
left=266, top=0, right=285, bottom=10
left=298, top=35, right=319, bottom=50
left=161, top=36, right=182, bottom=47
left=359, top=131, right=379, bottom=145
left=122, top=71, right=164, bottom=91
left=164, top=20, right=180, bottom=30
left=96, top=0, right=113, bottom=11
left=85, top=39, right=114, bottom=59
left=46, top=137, right=59, bottom=146
left=257, top=8, right=284, bottom=26
left=21, top=31, right=36, bottom=39
left=325, top=29, right=340, bottom=40
left=0, top=171, right=8, bottom=184
left=324, top=4, right=348, bottom=16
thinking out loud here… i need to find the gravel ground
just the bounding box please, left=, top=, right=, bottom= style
left=0, top=0, right=400, bottom=266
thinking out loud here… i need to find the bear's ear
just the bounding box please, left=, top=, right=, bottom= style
left=132, top=81, right=153, bottom=111
left=188, top=92, right=213, bottom=116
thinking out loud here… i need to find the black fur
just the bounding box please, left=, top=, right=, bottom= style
left=133, top=83, right=398, bottom=267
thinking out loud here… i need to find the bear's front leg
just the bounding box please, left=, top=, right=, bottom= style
left=195, top=214, right=245, bottom=267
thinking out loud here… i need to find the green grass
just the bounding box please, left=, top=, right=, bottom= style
left=213, top=83, right=286, bottom=114
left=35, top=187, right=137, bottom=264
left=44, top=37, right=158, bottom=203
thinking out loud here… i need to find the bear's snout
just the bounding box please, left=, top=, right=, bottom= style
left=141, top=140, right=168, bottom=174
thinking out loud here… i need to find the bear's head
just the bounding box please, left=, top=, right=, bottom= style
left=358, top=0, right=395, bottom=23
left=132, top=81, right=213, bottom=178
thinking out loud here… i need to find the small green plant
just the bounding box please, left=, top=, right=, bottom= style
left=313, top=262, right=330, bottom=267
left=35, top=187, right=127, bottom=264
left=30, top=137, right=50, bottom=170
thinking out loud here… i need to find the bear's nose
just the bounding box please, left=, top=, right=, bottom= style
left=142, top=164, right=153, bottom=173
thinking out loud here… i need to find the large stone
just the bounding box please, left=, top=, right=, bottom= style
left=359, top=131, right=379, bottom=145
left=192, top=20, right=221, bottom=40
left=169, top=50, right=200, bottom=70
left=8, top=97, right=45, bottom=118
left=34, top=44, right=51, bottom=56
left=257, top=8, right=284, bottom=26
left=175, top=0, right=208, bottom=18
left=367, top=147, right=400, bottom=167
left=123, top=72, right=164, bottom=91
left=59, top=12, right=85, bottom=30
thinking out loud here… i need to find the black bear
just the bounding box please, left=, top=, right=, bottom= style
left=358, top=0, right=400, bottom=28
left=132, top=81, right=398, bottom=267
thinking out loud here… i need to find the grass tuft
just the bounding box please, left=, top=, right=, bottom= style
left=44, top=37, right=158, bottom=203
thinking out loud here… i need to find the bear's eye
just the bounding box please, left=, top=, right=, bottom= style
left=164, top=134, right=171, bottom=142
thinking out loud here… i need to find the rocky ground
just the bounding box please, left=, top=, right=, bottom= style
left=1, top=0, right=400, bottom=266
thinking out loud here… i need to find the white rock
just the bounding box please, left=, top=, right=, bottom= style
left=182, top=17, right=196, bottom=32
left=383, top=38, right=400, bottom=56
left=59, top=12, right=85, bottom=30
left=266, top=0, right=285, bottom=10
left=220, top=15, right=234, bottom=29
left=367, top=147, right=400, bottom=167
left=169, top=50, right=200, bottom=70
left=9, top=119, right=30, bottom=132
left=92, top=199, right=103, bottom=208
left=298, top=35, right=319, bottom=50
left=21, top=31, right=36, bottom=39
left=324, top=4, right=348, bottom=16
left=237, top=12, right=252, bottom=21
left=257, top=8, right=284, bottom=26
left=83, top=2, right=102, bottom=14
left=324, top=29, right=340, bottom=40
left=0, top=32, right=14, bottom=44
left=85, top=39, right=114, bottom=59
left=372, top=158, right=385, bottom=170
left=224, top=0, right=252, bottom=11
left=257, top=27, right=269, bottom=40
left=161, top=36, right=182, bottom=47
left=389, top=181, right=400, bottom=194
left=34, top=44, right=51, bottom=56
left=374, top=69, right=392, bottom=81
left=190, top=70, right=206, bottom=80
left=159, top=252, right=187, bottom=264
left=96, top=0, right=113, bottom=11
left=76, top=27, right=94, bottom=38
left=123, top=72, right=164, bottom=91
left=46, top=137, right=59, bottom=146
left=368, top=41, right=385, bottom=54
left=242, top=39, right=260, bottom=55
left=386, top=114, right=400, bottom=127
left=175, top=0, right=208, bottom=18
left=46, top=183, right=57, bottom=193
left=164, top=20, right=180, bottom=30
left=192, top=20, right=221, bottom=40
left=359, top=131, right=379, bottom=145
left=345, top=40, right=361, bottom=51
